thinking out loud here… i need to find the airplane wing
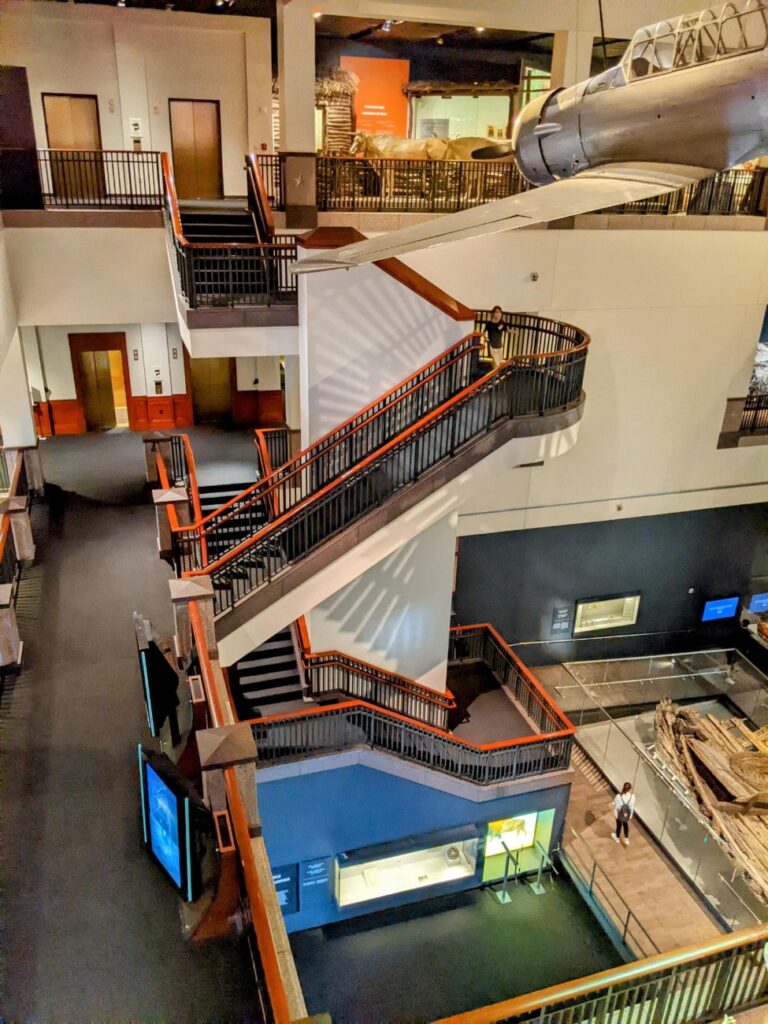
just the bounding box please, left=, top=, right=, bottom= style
left=293, top=162, right=715, bottom=272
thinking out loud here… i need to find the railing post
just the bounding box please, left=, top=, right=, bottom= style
left=0, top=496, right=35, bottom=562
left=170, top=576, right=217, bottom=663
left=0, top=583, right=22, bottom=670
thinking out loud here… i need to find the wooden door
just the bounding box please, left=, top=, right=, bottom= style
left=169, top=99, right=223, bottom=200
left=43, top=94, right=104, bottom=200
left=80, top=351, right=116, bottom=430
left=190, top=358, right=232, bottom=421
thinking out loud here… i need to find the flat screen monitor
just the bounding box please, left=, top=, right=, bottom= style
left=701, top=597, right=739, bottom=622
left=748, top=592, right=768, bottom=614
left=138, top=746, right=209, bottom=901
left=134, top=612, right=181, bottom=743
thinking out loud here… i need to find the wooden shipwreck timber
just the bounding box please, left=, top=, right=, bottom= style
left=654, top=698, right=768, bottom=903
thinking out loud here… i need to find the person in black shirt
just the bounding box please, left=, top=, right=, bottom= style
left=484, top=305, right=509, bottom=367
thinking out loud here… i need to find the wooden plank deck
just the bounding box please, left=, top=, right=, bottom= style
left=565, top=748, right=722, bottom=954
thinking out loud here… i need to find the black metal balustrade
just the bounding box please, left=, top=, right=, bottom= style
left=316, top=155, right=528, bottom=214
left=253, top=154, right=284, bottom=210
left=162, top=153, right=298, bottom=309
left=172, top=335, right=481, bottom=571
left=256, top=427, right=291, bottom=473
left=252, top=702, right=572, bottom=785
left=604, top=167, right=768, bottom=216
left=189, top=314, right=587, bottom=616
left=740, top=392, right=768, bottom=432
left=37, top=149, right=164, bottom=209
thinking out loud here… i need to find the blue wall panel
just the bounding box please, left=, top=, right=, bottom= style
left=258, top=764, right=570, bottom=932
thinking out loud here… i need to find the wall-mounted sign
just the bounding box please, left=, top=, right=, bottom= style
left=301, top=858, right=330, bottom=890
left=340, top=56, right=410, bottom=137
left=272, top=863, right=299, bottom=915
left=551, top=605, right=572, bottom=636
left=129, top=117, right=143, bottom=140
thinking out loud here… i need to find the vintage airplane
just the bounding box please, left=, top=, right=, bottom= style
left=295, top=0, right=768, bottom=272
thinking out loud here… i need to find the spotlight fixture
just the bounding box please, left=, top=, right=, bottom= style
left=313, top=9, right=322, bottom=18
left=381, top=19, right=393, bottom=32
left=475, top=25, right=485, bottom=33
left=436, top=36, right=444, bottom=45
left=116, top=0, right=126, bottom=7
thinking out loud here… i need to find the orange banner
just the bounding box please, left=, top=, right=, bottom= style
left=340, top=56, right=410, bottom=137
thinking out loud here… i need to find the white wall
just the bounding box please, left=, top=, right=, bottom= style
left=402, top=226, right=768, bottom=531
left=299, top=259, right=472, bottom=445
left=1, top=1, right=273, bottom=193
left=0, top=225, right=18, bottom=374
left=4, top=227, right=175, bottom=327
left=23, top=323, right=187, bottom=400
left=307, top=514, right=457, bottom=691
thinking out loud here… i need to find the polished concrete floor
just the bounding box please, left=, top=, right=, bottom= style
left=1, top=432, right=259, bottom=1021
left=291, top=877, right=622, bottom=1024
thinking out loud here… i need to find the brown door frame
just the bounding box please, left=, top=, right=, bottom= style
left=42, top=93, right=103, bottom=150
left=68, top=332, right=135, bottom=431
left=168, top=98, right=224, bottom=199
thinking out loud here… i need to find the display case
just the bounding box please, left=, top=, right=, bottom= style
left=336, top=828, right=479, bottom=908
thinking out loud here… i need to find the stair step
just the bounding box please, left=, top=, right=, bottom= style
left=241, top=683, right=303, bottom=703
left=239, top=646, right=293, bottom=663
left=240, top=667, right=300, bottom=683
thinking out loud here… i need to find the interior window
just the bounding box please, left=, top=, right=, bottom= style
left=573, top=595, right=641, bottom=634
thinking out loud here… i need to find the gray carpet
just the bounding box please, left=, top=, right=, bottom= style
left=1, top=433, right=260, bottom=1021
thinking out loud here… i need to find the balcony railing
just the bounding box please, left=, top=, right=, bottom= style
left=0, top=450, right=29, bottom=599
left=38, top=149, right=164, bottom=209
left=161, top=153, right=298, bottom=309
left=255, top=154, right=767, bottom=218
left=741, top=392, right=768, bottom=432
left=316, top=155, right=529, bottom=214
left=433, top=924, right=768, bottom=1024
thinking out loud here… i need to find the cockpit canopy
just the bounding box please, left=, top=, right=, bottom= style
left=622, top=0, right=768, bottom=81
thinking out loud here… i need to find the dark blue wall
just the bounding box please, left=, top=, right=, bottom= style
left=455, top=504, right=768, bottom=664
left=258, top=764, right=569, bottom=932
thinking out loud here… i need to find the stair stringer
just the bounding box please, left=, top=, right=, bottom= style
left=216, top=407, right=583, bottom=667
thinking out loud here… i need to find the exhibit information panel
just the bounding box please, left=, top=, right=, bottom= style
left=340, top=56, right=410, bottom=137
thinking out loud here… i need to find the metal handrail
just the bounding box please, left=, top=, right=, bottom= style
left=187, top=318, right=588, bottom=615
left=431, top=924, right=768, bottom=1024
left=37, top=148, right=164, bottom=209
left=563, top=829, right=661, bottom=958
left=170, top=333, right=481, bottom=567
left=189, top=603, right=294, bottom=1024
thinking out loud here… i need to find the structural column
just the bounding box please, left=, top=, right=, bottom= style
left=0, top=332, right=36, bottom=449
left=277, top=0, right=318, bottom=228
left=551, top=30, right=595, bottom=89
left=283, top=356, right=301, bottom=433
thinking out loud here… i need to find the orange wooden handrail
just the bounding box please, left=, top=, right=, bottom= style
left=155, top=452, right=181, bottom=532
left=245, top=153, right=276, bottom=241
left=455, top=624, right=574, bottom=733
left=185, top=328, right=589, bottom=578
left=172, top=334, right=480, bottom=535
left=253, top=429, right=280, bottom=520
left=432, top=923, right=768, bottom=1024
left=0, top=516, right=10, bottom=566
left=189, top=602, right=293, bottom=1024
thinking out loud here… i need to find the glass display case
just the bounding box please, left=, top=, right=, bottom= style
left=337, top=829, right=479, bottom=908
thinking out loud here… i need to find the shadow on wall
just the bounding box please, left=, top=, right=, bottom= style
left=307, top=266, right=466, bottom=438
left=312, top=534, right=448, bottom=683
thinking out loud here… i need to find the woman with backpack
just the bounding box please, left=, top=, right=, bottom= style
left=612, top=782, right=636, bottom=846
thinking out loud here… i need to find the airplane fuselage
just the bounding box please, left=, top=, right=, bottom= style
left=514, top=17, right=768, bottom=184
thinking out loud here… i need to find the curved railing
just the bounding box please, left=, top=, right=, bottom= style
left=171, top=333, right=481, bottom=571
left=188, top=314, right=588, bottom=616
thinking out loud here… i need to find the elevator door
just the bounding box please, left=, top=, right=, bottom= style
left=190, top=358, right=231, bottom=422
left=42, top=93, right=104, bottom=200
left=169, top=100, right=223, bottom=200
left=80, top=351, right=117, bottom=430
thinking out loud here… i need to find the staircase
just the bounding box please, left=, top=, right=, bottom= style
left=229, top=627, right=304, bottom=718
left=197, top=481, right=269, bottom=564
left=179, top=206, right=257, bottom=245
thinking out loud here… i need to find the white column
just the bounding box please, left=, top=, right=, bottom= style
left=551, top=30, right=595, bottom=89
left=0, top=331, right=36, bottom=448
left=283, top=355, right=301, bottom=432
left=306, top=514, right=458, bottom=693
left=277, top=0, right=317, bottom=227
